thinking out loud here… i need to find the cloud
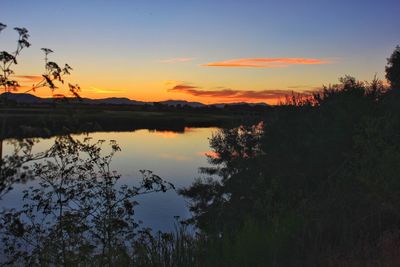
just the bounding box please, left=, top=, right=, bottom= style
left=168, top=84, right=306, bottom=100
left=197, top=151, right=220, bottom=159
left=151, top=130, right=180, bottom=138
left=164, top=80, right=183, bottom=86
left=160, top=57, right=195, bottom=63
left=202, top=58, right=330, bottom=68
left=287, top=85, right=311, bottom=89
left=288, top=85, right=321, bottom=91
left=86, top=87, right=124, bottom=94
left=15, top=75, right=43, bottom=83
left=9, top=75, right=44, bottom=93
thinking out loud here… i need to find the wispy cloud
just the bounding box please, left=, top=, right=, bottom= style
left=16, top=75, right=43, bottom=83
left=288, top=85, right=321, bottom=90
left=202, top=58, right=330, bottom=68
left=164, top=80, right=183, bottom=86
left=86, top=87, right=124, bottom=94
left=151, top=130, right=180, bottom=138
left=161, top=57, right=195, bottom=63
left=11, top=75, right=44, bottom=93
left=168, top=84, right=305, bottom=100
left=197, top=151, right=220, bottom=159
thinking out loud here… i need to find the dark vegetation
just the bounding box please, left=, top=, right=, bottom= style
left=180, top=74, right=400, bottom=266
left=0, top=137, right=175, bottom=266
left=1, top=22, right=400, bottom=266
left=0, top=101, right=269, bottom=139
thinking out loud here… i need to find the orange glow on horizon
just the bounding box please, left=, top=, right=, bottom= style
left=12, top=73, right=314, bottom=106
left=12, top=84, right=289, bottom=105
left=151, top=131, right=180, bottom=138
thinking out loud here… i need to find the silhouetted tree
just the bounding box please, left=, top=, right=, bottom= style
left=385, top=45, right=400, bottom=89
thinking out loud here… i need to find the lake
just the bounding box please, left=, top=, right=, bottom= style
left=1, top=127, right=218, bottom=232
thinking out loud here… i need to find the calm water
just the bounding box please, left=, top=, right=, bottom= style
left=1, top=127, right=218, bottom=232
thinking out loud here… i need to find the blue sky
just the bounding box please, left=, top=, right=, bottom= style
left=1, top=0, right=399, bottom=103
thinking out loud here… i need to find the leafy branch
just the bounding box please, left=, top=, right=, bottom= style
left=0, top=22, right=80, bottom=98
left=0, top=23, right=30, bottom=92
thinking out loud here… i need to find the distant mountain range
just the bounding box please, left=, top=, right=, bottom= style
left=0, top=92, right=269, bottom=108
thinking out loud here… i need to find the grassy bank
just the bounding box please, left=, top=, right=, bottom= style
left=0, top=105, right=262, bottom=139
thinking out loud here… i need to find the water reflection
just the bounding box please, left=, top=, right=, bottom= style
left=1, top=127, right=217, bottom=232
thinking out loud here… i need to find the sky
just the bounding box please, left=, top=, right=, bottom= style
left=1, top=0, right=400, bottom=104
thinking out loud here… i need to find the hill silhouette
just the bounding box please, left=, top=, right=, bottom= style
left=0, top=92, right=270, bottom=108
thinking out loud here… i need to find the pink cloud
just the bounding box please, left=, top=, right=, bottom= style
left=15, top=75, right=43, bottom=83
left=202, top=58, right=330, bottom=68
left=197, top=151, right=220, bottom=159
left=161, top=57, right=195, bottom=63
left=168, top=84, right=307, bottom=100
left=151, top=131, right=179, bottom=138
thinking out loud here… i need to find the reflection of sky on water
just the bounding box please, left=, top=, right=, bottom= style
left=1, top=127, right=218, bottom=232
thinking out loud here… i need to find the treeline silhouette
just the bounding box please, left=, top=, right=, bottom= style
left=0, top=101, right=269, bottom=139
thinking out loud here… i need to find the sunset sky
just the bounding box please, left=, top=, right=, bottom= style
left=2, top=0, right=400, bottom=104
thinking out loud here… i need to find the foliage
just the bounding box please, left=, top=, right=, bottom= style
left=132, top=221, right=202, bottom=267
left=0, top=139, right=43, bottom=199
left=0, top=136, right=174, bottom=266
left=385, top=45, right=400, bottom=89
left=0, top=21, right=81, bottom=202
left=180, top=122, right=264, bottom=234
left=0, top=24, right=30, bottom=91
left=0, top=22, right=79, bottom=97
left=180, top=71, right=400, bottom=265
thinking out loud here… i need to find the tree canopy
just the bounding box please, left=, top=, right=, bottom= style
left=385, top=45, right=400, bottom=89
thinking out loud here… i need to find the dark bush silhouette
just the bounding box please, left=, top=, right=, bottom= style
left=180, top=68, right=400, bottom=266
left=386, top=45, right=400, bottom=89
